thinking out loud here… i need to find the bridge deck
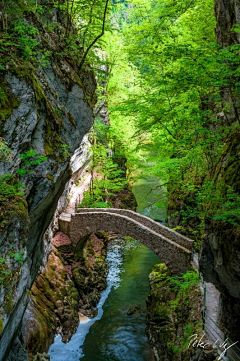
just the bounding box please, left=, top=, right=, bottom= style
left=75, top=208, right=193, bottom=250
left=59, top=208, right=193, bottom=275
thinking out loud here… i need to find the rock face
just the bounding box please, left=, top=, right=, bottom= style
left=22, top=231, right=108, bottom=358
left=199, top=0, right=240, bottom=341
left=22, top=249, right=79, bottom=359
left=146, top=264, right=218, bottom=361
left=200, top=136, right=240, bottom=340
left=214, top=0, right=240, bottom=47
left=0, top=3, right=97, bottom=359
left=167, top=0, right=240, bottom=342
left=73, top=231, right=109, bottom=316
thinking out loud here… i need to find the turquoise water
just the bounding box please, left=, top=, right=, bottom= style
left=132, top=173, right=167, bottom=222
left=79, top=239, right=159, bottom=361
left=130, top=156, right=168, bottom=222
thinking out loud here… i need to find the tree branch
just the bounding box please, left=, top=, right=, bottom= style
left=79, top=0, right=109, bottom=71
left=148, top=112, right=178, bottom=139
left=82, top=0, right=97, bottom=48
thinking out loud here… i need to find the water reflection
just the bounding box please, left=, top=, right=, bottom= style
left=48, top=239, right=159, bottom=361
left=48, top=239, right=124, bottom=361
left=80, top=239, right=159, bottom=361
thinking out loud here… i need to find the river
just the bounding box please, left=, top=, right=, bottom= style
left=48, top=238, right=160, bottom=361
left=130, top=154, right=167, bottom=222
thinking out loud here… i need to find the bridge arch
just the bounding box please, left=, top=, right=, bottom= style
left=59, top=209, right=193, bottom=276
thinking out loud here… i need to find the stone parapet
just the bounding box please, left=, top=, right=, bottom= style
left=75, top=208, right=193, bottom=250
left=59, top=209, right=193, bottom=276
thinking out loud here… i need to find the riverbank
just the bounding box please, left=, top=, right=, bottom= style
left=22, top=230, right=109, bottom=359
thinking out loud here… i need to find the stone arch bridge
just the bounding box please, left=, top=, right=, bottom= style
left=59, top=208, right=194, bottom=276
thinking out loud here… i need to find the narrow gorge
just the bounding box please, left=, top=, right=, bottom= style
left=0, top=0, right=240, bottom=361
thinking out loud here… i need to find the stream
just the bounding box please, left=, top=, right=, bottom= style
left=131, top=153, right=168, bottom=222
left=48, top=239, right=160, bottom=361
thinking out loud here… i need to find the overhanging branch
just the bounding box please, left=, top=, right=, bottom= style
left=79, top=0, right=109, bottom=71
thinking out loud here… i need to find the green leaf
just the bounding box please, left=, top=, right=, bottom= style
left=17, top=168, right=27, bottom=176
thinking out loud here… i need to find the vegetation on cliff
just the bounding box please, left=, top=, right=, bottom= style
left=1, top=0, right=239, bottom=250
left=105, top=0, right=240, bottom=246
left=146, top=263, right=218, bottom=360
left=79, top=122, right=127, bottom=208
left=0, top=1, right=101, bottom=359
left=104, top=0, right=240, bottom=348
left=0, top=0, right=112, bottom=226
left=24, top=231, right=109, bottom=358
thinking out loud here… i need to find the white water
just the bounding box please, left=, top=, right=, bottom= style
left=48, top=239, right=125, bottom=361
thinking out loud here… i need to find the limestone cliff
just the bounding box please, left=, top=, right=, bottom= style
left=0, top=2, right=97, bottom=359
left=167, top=0, right=240, bottom=342
left=146, top=264, right=218, bottom=361
left=199, top=0, right=240, bottom=341
left=22, top=231, right=108, bottom=359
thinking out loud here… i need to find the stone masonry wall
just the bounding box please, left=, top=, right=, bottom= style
left=59, top=210, right=192, bottom=276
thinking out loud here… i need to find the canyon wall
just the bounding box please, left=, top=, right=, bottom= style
left=138, top=0, right=240, bottom=352
left=22, top=231, right=109, bottom=359
left=146, top=263, right=219, bottom=361
left=0, top=2, right=97, bottom=359
left=199, top=0, right=240, bottom=341
left=167, top=0, right=240, bottom=341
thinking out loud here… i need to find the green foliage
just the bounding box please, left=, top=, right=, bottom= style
left=171, top=181, right=240, bottom=231
left=148, top=264, right=202, bottom=358
left=17, top=149, right=48, bottom=175
left=167, top=271, right=201, bottom=355
left=0, top=252, right=24, bottom=285
left=9, top=251, right=24, bottom=265
left=79, top=121, right=126, bottom=208
left=105, top=0, right=240, bottom=234
left=0, top=250, right=24, bottom=284
left=167, top=271, right=200, bottom=293
left=69, top=0, right=112, bottom=69
left=0, top=0, right=45, bottom=68
left=0, top=174, right=24, bottom=201
left=166, top=271, right=200, bottom=313
left=105, top=30, right=146, bottom=177
left=0, top=0, right=113, bottom=75
left=0, top=173, right=26, bottom=229
left=0, top=147, right=47, bottom=231
left=172, top=322, right=202, bottom=354
left=0, top=139, right=12, bottom=161
left=0, top=257, right=10, bottom=283
left=80, top=191, right=112, bottom=208
left=60, top=144, right=71, bottom=160
left=198, top=182, right=240, bottom=226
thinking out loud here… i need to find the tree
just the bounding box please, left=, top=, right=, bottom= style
left=80, top=121, right=126, bottom=208
left=105, top=0, right=240, bottom=239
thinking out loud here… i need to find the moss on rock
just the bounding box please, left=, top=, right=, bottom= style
left=24, top=231, right=109, bottom=358
left=0, top=76, right=20, bottom=127
left=72, top=232, right=109, bottom=315
left=0, top=318, right=4, bottom=335
left=146, top=263, right=218, bottom=361
left=24, top=248, right=79, bottom=359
